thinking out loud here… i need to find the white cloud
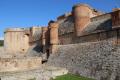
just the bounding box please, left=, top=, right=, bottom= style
left=0, top=37, right=4, bottom=40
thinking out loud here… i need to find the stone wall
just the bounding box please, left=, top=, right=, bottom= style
left=57, top=10, right=120, bottom=46
left=48, top=28, right=120, bottom=80
left=58, top=10, right=112, bottom=37
left=58, top=16, right=74, bottom=36
left=59, top=28, right=119, bottom=45
left=4, top=27, right=43, bottom=57
left=111, top=10, right=120, bottom=27
left=0, top=57, right=42, bottom=72
left=4, top=28, right=29, bottom=55
left=29, top=27, right=42, bottom=44
left=48, top=42, right=120, bottom=80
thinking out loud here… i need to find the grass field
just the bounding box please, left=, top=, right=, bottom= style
left=51, top=74, right=95, bottom=80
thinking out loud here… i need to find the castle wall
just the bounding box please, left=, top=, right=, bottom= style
left=4, top=28, right=29, bottom=56
left=0, top=57, right=42, bottom=72
left=91, top=13, right=111, bottom=22
left=29, top=27, right=42, bottom=44
left=59, top=28, right=118, bottom=45
left=48, top=40, right=120, bottom=80
left=58, top=12, right=112, bottom=38
left=58, top=16, right=74, bottom=36
left=58, top=12, right=113, bottom=45
left=48, top=28, right=120, bottom=80
left=2, top=3, right=120, bottom=80
left=111, top=10, right=120, bottom=27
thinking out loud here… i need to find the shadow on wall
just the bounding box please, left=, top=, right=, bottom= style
left=27, top=41, right=43, bottom=57
left=33, top=44, right=43, bottom=53
left=97, top=19, right=112, bottom=30
left=64, top=16, right=74, bottom=23
left=83, top=19, right=112, bottom=34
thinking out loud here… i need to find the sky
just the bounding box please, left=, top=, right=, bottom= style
left=0, top=0, right=120, bottom=39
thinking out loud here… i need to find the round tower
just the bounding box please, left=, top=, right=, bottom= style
left=72, top=4, right=93, bottom=36
left=49, top=21, right=59, bottom=54
left=49, top=22, right=59, bottom=45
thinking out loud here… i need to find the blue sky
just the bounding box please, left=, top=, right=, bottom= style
left=0, top=0, right=120, bottom=39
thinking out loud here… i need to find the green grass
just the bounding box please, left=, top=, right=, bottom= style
left=51, top=74, right=95, bottom=80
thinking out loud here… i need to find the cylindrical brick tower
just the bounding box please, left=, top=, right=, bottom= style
left=72, top=4, right=93, bottom=36
left=49, top=22, right=59, bottom=45
left=49, top=21, right=59, bottom=54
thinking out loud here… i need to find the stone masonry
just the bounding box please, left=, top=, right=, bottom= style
left=2, top=3, right=120, bottom=80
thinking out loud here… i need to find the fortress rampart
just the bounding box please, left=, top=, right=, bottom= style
left=2, top=4, right=120, bottom=78
left=4, top=4, right=120, bottom=56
